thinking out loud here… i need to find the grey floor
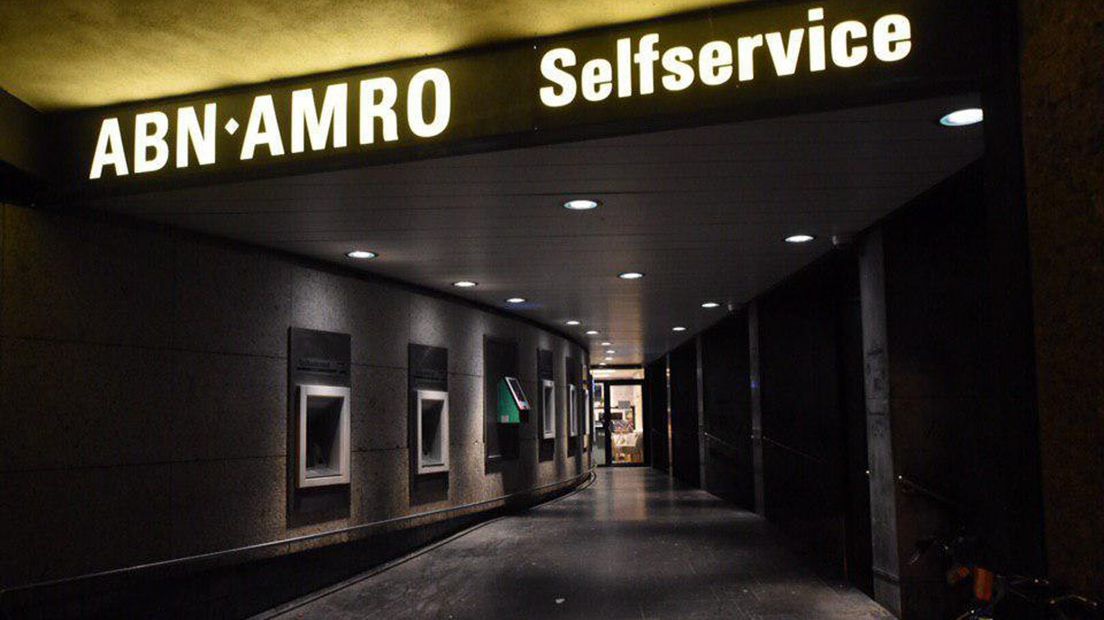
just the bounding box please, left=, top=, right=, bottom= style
left=263, top=468, right=892, bottom=619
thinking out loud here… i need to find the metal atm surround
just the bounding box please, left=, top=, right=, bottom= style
left=565, top=355, right=581, bottom=457
left=568, top=383, right=579, bottom=438
left=583, top=383, right=591, bottom=452
left=540, top=378, right=556, bottom=440
left=582, top=367, right=592, bottom=453
left=415, top=389, right=449, bottom=475
left=297, top=384, right=352, bottom=488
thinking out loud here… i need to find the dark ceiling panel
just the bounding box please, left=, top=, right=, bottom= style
left=85, top=95, right=983, bottom=364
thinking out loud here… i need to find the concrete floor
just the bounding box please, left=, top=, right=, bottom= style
left=261, top=468, right=892, bottom=619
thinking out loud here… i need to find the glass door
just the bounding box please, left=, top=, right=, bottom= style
left=606, top=382, right=645, bottom=465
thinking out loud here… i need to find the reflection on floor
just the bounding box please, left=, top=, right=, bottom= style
left=261, top=468, right=891, bottom=619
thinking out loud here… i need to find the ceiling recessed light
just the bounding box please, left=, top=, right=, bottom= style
left=784, top=234, right=816, bottom=244
left=672, top=326, right=687, bottom=332
left=701, top=302, right=721, bottom=309
left=618, top=272, right=645, bottom=280
left=601, top=342, right=612, bottom=346
left=565, top=320, right=581, bottom=326
left=599, top=362, right=608, bottom=367
left=606, top=349, right=616, bottom=354
left=452, top=281, right=478, bottom=288
left=585, top=330, right=599, bottom=335
left=505, top=297, right=526, bottom=304
left=940, top=108, right=984, bottom=127
left=563, top=199, right=601, bottom=211
left=604, top=356, right=613, bottom=361
left=345, top=250, right=377, bottom=259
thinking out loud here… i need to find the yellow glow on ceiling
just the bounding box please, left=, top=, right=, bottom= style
left=0, top=0, right=742, bottom=111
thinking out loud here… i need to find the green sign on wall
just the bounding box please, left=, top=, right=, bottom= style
left=497, top=377, right=530, bottom=425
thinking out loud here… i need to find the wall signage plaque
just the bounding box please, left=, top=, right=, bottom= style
left=51, top=0, right=980, bottom=197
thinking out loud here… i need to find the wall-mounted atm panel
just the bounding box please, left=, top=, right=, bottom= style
left=409, top=343, right=449, bottom=505
left=537, top=348, right=556, bottom=462
left=288, top=327, right=352, bottom=524
left=583, top=384, right=591, bottom=451
left=415, top=389, right=449, bottom=474
left=565, top=355, right=580, bottom=456
left=297, top=384, right=351, bottom=488
left=484, top=337, right=521, bottom=463
left=568, top=383, right=579, bottom=438
left=540, top=378, right=556, bottom=440
left=409, top=343, right=449, bottom=480
left=498, top=377, right=530, bottom=424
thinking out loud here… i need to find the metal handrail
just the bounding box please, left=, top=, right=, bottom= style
left=896, top=474, right=960, bottom=509
left=702, top=432, right=742, bottom=452
left=760, top=436, right=825, bottom=465
left=0, top=468, right=595, bottom=598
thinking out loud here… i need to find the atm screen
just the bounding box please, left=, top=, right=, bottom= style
left=504, top=377, right=530, bottom=410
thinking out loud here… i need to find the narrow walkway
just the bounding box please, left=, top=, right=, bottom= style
left=264, top=468, right=890, bottom=619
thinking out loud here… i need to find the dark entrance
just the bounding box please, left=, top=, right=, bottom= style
left=593, top=379, right=647, bottom=467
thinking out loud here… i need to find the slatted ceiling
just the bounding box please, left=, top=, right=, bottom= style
left=138, top=195, right=919, bottom=237
left=84, top=95, right=984, bottom=364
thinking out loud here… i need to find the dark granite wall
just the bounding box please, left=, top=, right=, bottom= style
left=632, top=156, right=1063, bottom=613
left=645, top=356, right=669, bottom=472
left=757, top=251, right=865, bottom=581
left=699, top=311, right=755, bottom=510
left=880, top=164, right=1008, bottom=616
left=1019, top=0, right=1104, bottom=599
left=0, top=203, right=588, bottom=589
left=668, top=340, right=700, bottom=487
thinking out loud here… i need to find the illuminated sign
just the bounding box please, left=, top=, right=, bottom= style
left=88, top=67, right=451, bottom=179
left=539, top=9, right=912, bottom=108
left=51, top=0, right=980, bottom=196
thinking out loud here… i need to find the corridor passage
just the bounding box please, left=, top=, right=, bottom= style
left=262, top=469, right=890, bottom=619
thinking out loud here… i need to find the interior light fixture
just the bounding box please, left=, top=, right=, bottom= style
left=606, top=349, right=616, bottom=354
left=505, top=297, right=526, bottom=304
left=672, top=326, right=687, bottom=332
left=453, top=281, right=478, bottom=288
left=565, top=320, right=581, bottom=326
left=599, top=362, right=608, bottom=367
left=701, top=302, right=721, bottom=309
left=601, top=342, right=612, bottom=347
left=784, top=234, right=816, bottom=244
left=604, top=356, right=613, bottom=361
left=345, top=250, right=377, bottom=259
left=618, top=272, right=645, bottom=280
left=939, top=108, right=984, bottom=127
left=585, top=330, right=600, bottom=335
left=563, top=199, right=601, bottom=211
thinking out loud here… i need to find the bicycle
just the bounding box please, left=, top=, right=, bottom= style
left=900, top=474, right=1100, bottom=619
left=910, top=531, right=1100, bottom=619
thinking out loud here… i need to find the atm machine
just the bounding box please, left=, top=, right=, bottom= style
left=497, top=376, right=530, bottom=424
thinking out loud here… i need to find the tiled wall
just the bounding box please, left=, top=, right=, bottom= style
left=0, top=203, right=587, bottom=588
